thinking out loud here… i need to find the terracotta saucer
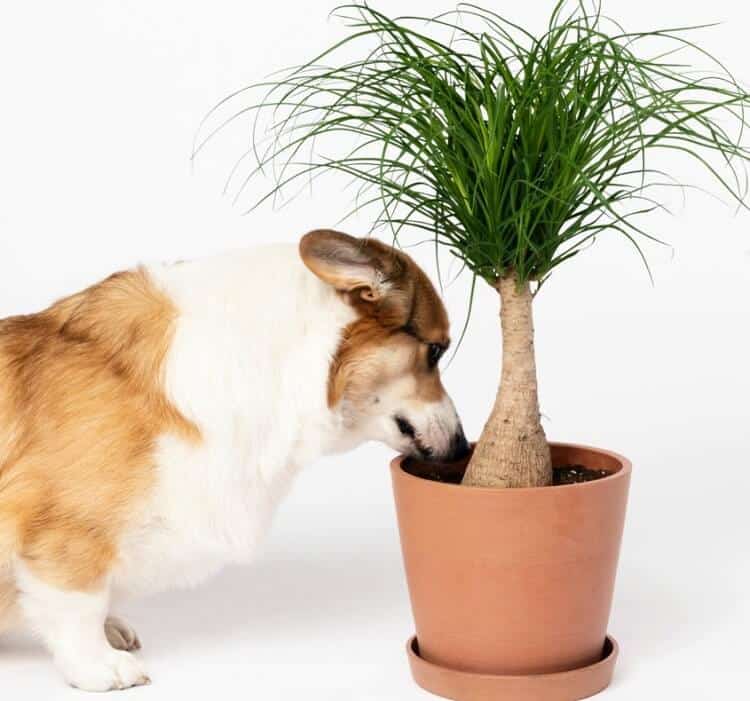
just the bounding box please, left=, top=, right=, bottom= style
left=406, top=635, right=619, bottom=701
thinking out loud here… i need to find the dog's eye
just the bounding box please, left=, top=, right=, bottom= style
left=427, top=343, right=445, bottom=368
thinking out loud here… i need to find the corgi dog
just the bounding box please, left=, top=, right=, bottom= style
left=0, top=230, right=468, bottom=691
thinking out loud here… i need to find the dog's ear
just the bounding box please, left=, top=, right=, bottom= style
left=299, top=230, right=403, bottom=303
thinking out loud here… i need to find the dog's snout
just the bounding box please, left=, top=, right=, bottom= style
left=446, top=425, right=470, bottom=462
left=393, top=402, right=468, bottom=463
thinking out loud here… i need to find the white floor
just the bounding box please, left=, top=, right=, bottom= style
left=2, top=439, right=747, bottom=701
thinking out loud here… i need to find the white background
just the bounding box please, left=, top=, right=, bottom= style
left=1, top=1, right=748, bottom=699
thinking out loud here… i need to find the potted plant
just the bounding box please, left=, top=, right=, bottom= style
left=196, top=2, right=750, bottom=698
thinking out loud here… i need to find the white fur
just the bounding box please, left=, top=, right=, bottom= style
left=16, top=563, right=148, bottom=691
left=112, top=245, right=360, bottom=597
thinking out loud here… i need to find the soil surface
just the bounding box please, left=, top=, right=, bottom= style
left=402, top=459, right=610, bottom=486
left=552, top=465, right=610, bottom=485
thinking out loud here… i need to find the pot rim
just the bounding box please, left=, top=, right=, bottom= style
left=390, top=441, right=631, bottom=495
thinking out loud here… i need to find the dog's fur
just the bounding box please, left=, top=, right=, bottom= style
left=0, top=230, right=466, bottom=690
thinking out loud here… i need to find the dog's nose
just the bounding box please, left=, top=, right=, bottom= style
left=395, top=415, right=416, bottom=438
left=446, top=425, right=470, bottom=462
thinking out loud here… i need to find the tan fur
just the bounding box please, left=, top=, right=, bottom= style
left=0, top=268, right=199, bottom=596
left=303, top=233, right=451, bottom=408
left=327, top=318, right=448, bottom=408
left=0, top=565, right=17, bottom=632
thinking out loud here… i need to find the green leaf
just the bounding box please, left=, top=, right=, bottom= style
left=197, top=1, right=750, bottom=288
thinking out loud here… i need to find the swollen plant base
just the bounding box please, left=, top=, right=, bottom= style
left=391, top=444, right=631, bottom=701
left=407, top=634, right=618, bottom=701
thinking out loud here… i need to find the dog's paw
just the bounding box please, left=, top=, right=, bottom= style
left=58, top=648, right=150, bottom=692
left=105, top=615, right=141, bottom=652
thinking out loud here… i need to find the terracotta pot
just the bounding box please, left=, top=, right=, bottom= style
left=390, top=443, right=631, bottom=701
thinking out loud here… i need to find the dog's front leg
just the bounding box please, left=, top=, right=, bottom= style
left=15, top=562, right=149, bottom=691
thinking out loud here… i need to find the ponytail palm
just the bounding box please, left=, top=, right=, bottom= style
left=197, top=1, right=750, bottom=487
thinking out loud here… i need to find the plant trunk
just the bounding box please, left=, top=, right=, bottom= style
left=462, top=274, right=552, bottom=489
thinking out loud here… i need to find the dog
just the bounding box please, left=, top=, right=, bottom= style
left=0, top=229, right=468, bottom=691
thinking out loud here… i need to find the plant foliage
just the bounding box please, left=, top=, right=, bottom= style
left=195, top=1, right=750, bottom=286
